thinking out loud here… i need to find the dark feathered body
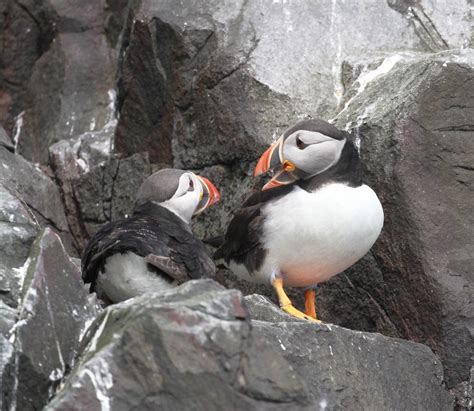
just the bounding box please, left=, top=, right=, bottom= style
left=82, top=202, right=215, bottom=293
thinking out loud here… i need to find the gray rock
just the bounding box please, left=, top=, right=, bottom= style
left=246, top=295, right=454, bottom=411
left=0, top=147, right=68, bottom=232
left=114, top=0, right=470, bottom=167
left=243, top=294, right=301, bottom=324
left=50, top=134, right=152, bottom=250
left=49, top=123, right=116, bottom=251
left=2, top=228, right=99, bottom=410
left=0, top=184, right=37, bottom=409
left=0, top=336, right=14, bottom=410
left=46, top=279, right=310, bottom=410
left=0, top=126, right=13, bottom=152
left=0, top=0, right=56, bottom=134
left=453, top=365, right=474, bottom=410
left=2, top=0, right=120, bottom=164
left=0, top=184, right=38, bottom=309
left=327, top=50, right=474, bottom=393
left=191, top=162, right=258, bottom=239
left=45, top=280, right=453, bottom=410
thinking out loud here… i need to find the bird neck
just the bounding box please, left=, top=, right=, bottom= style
left=133, top=202, right=192, bottom=231
left=299, top=139, right=363, bottom=191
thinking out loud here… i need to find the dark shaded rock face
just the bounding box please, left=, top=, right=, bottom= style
left=0, top=184, right=39, bottom=404
left=329, top=51, right=474, bottom=393
left=3, top=228, right=98, bottom=410
left=45, top=280, right=453, bottom=410
left=0, top=126, right=13, bottom=152
left=0, top=0, right=118, bottom=164
left=246, top=294, right=454, bottom=411
left=0, top=146, right=74, bottom=254
left=46, top=280, right=310, bottom=410
left=0, top=184, right=38, bottom=310
left=49, top=123, right=152, bottom=251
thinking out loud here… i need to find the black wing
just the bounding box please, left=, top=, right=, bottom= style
left=214, top=184, right=295, bottom=275
left=82, top=203, right=215, bottom=287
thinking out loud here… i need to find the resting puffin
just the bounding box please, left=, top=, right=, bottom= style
left=215, top=119, right=384, bottom=322
left=82, top=168, right=220, bottom=304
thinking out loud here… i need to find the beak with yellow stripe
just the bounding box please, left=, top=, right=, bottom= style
left=254, top=136, right=300, bottom=191
left=254, top=119, right=348, bottom=191
left=194, top=176, right=221, bottom=215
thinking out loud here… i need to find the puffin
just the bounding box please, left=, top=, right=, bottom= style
left=215, top=119, right=384, bottom=322
left=82, top=168, right=221, bottom=304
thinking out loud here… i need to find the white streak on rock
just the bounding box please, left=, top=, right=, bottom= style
left=348, top=102, right=377, bottom=153
left=8, top=320, right=27, bottom=344
left=12, top=258, right=31, bottom=300
left=12, top=111, right=25, bottom=153
left=106, top=89, right=117, bottom=127
left=49, top=368, right=64, bottom=382
left=355, top=55, right=403, bottom=95
left=336, top=55, right=403, bottom=117
left=7, top=255, right=31, bottom=411
left=76, top=158, right=90, bottom=173
left=43, top=278, right=66, bottom=372
left=79, top=359, right=113, bottom=411
left=88, top=310, right=111, bottom=354
left=78, top=315, right=97, bottom=344
left=69, top=112, right=76, bottom=136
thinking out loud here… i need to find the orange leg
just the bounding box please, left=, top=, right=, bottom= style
left=272, top=278, right=320, bottom=323
left=304, top=289, right=318, bottom=320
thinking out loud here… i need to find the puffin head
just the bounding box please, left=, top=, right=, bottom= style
left=135, top=169, right=220, bottom=223
left=254, top=119, right=348, bottom=190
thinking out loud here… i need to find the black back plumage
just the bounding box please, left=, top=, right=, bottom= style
left=214, top=184, right=295, bottom=273
left=82, top=202, right=215, bottom=289
left=214, top=138, right=362, bottom=276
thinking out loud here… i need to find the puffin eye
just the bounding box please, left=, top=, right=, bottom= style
left=188, top=179, right=194, bottom=191
left=296, top=136, right=307, bottom=150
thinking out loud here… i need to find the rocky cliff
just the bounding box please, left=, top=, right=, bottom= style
left=0, top=0, right=472, bottom=409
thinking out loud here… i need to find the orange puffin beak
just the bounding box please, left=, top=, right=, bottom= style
left=254, top=136, right=298, bottom=191
left=195, top=176, right=221, bottom=214
left=254, top=136, right=284, bottom=177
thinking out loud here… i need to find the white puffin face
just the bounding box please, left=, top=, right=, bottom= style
left=254, top=119, right=349, bottom=190
left=161, top=173, right=203, bottom=223
left=160, top=172, right=221, bottom=223
left=283, top=130, right=346, bottom=176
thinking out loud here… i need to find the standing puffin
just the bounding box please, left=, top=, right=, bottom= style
left=82, top=168, right=220, bottom=304
left=215, top=119, right=383, bottom=322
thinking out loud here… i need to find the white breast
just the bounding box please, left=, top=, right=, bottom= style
left=97, top=251, right=177, bottom=303
left=256, top=183, right=384, bottom=287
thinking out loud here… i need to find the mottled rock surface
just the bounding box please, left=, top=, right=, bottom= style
left=0, top=147, right=68, bottom=233
left=328, top=50, right=474, bottom=396
left=0, top=183, right=40, bottom=409
left=2, top=228, right=98, bottom=410
left=50, top=129, right=152, bottom=251
left=0, top=184, right=38, bottom=311
left=246, top=294, right=454, bottom=411
left=115, top=0, right=470, bottom=168
left=0, top=126, right=13, bottom=152
left=46, top=280, right=453, bottom=410
left=46, top=280, right=310, bottom=410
